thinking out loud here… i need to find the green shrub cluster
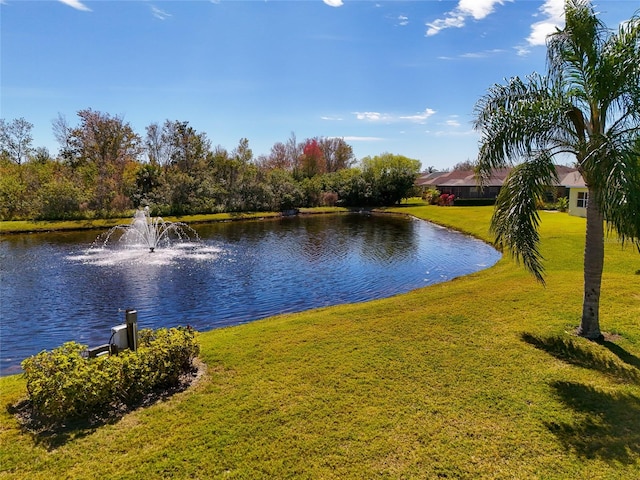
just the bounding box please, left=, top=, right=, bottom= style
left=421, top=188, right=441, bottom=205
left=21, top=327, right=199, bottom=423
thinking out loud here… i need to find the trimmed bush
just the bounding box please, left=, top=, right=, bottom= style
left=21, top=327, right=199, bottom=424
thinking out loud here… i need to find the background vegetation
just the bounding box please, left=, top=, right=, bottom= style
left=0, top=113, right=421, bottom=220
left=2, top=205, right=639, bottom=479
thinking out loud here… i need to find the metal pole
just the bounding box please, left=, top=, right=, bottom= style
left=125, top=309, right=138, bottom=351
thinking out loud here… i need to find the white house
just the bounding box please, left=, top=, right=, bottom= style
left=559, top=170, right=588, bottom=217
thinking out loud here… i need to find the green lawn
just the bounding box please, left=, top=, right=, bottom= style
left=2, top=205, right=640, bottom=479
left=0, top=207, right=351, bottom=234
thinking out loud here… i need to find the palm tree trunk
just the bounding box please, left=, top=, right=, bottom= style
left=577, top=187, right=605, bottom=341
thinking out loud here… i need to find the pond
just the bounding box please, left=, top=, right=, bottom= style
left=0, top=213, right=501, bottom=375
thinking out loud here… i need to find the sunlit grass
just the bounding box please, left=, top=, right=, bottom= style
left=0, top=208, right=351, bottom=234
left=2, top=204, right=640, bottom=478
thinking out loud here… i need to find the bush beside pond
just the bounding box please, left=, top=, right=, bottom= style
left=19, top=327, right=199, bottom=426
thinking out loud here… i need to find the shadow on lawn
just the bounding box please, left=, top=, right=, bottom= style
left=7, top=399, right=118, bottom=450
left=521, top=333, right=640, bottom=384
left=546, top=381, right=640, bottom=463
left=522, top=333, right=640, bottom=463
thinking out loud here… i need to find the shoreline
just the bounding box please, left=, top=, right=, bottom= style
left=0, top=206, right=362, bottom=235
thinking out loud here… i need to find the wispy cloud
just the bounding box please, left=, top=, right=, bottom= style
left=354, top=111, right=392, bottom=122
left=151, top=5, right=172, bottom=20
left=58, top=0, right=91, bottom=12
left=458, top=48, right=506, bottom=59
left=353, top=108, right=436, bottom=124
left=399, top=108, right=436, bottom=123
left=321, top=115, right=344, bottom=121
left=323, top=0, right=344, bottom=7
left=430, top=129, right=477, bottom=138
left=426, top=0, right=510, bottom=36
left=397, top=15, right=409, bottom=27
left=340, top=136, right=385, bottom=142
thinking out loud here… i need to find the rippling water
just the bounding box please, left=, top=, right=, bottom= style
left=0, top=213, right=500, bottom=375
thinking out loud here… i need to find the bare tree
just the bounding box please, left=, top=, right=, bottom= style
left=0, top=117, right=34, bottom=165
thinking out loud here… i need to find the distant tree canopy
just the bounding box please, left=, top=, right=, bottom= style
left=0, top=111, right=421, bottom=220
left=0, top=117, right=34, bottom=165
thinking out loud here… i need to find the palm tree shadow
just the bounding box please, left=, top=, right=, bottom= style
left=546, top=381, right=640, bottom=463
left=521, top=333, right=640, bottom=463
left=520, top=333, right=640, bottom=384
left=601, top=341, right=640, bottom=371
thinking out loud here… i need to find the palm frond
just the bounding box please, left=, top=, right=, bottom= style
left=584, top=135, right=640, bottom=248
left=601, top=12, right=640, bottom=132
left=473, top=75, right=570, bottom=180
left=490, top=153, right=558, bottom=284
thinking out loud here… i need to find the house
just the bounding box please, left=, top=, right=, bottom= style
left=416, top=165, right=587, bottom=217
left=559, top=169, right=588, bottom=217
left=416, top=168, right=510, bottom=200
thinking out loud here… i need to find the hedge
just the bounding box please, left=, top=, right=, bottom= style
left=20, top=326, right=199, bottom=424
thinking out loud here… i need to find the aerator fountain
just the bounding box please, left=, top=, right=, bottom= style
left=94, top=207, right=199, bottom=252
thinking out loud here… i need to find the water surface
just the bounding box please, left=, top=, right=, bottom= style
left=0, top=213, right=500, bottom=375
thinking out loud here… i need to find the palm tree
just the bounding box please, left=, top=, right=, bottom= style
left=473, top=0, right=640, bottom=341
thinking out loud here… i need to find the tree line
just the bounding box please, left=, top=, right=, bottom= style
left=0, top=110, right=421, bottom=220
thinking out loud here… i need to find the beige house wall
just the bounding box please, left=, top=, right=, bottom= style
left=568, top=187, right=588, bottom=218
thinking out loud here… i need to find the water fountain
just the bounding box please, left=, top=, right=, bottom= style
left=72, top=207, right=220, bottom=267
left=96, top=207, right=200, bottom=253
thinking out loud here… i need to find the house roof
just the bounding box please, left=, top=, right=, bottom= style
left=558, top=170, right=586, bottom=188
left=416, top=166, right=585, bottom=188
left=416, top=168, right=510, bottom=188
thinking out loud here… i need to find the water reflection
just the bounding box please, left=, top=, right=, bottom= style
left=0, top=214, right=500, bottom=375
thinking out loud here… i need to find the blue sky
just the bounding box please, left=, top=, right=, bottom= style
left=1, top=1, right=636, bottom=170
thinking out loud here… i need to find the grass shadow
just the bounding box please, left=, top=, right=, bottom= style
left=521, top=333, right=640, bottom=384
left=6, top=362, right=204, bottom=451
left=545, top=381, right=640, bottom=464
left=6, top=399, right=120, bottom=450
left=601, top=341, right=640, bottom=371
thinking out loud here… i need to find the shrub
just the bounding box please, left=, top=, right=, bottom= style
left=556, top=196, right=569, bottom=212
left=422, top=188, right=441, bottom=205
left=21, top=327, right=199, bottom=424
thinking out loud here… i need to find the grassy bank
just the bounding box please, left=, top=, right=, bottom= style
left=0, top=207, right=351, bottom=234
left=2, top=205, right=640, bottom=479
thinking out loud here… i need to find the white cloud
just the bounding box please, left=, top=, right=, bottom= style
left=151, top=5, right=172, bottom=20
left=445, top=119, right=461, bottom=127
left=432, top=129, right=477, bottom=138
left=426, top=0, right=510, bottom=37
left=459, top=48, right=505, bottom=59
left=354, top=111, right=392, bottom=122
left=526, top=0, right=565, bottom=46
left=340, top=136, right=385, bottom=142
left=458, top=0, right=505, bottom=20
left=397, top=15, right=409, bottom=27
left=58, top=0, right=91, bottom=12
left=323, top=0, right=343, bottom=7
left=353, top=108, right=436, bottom=124
left=399, top=108, right=436, bottom=123
left=426, top=15, right=466, bottom=37
left=437, top=49, right=505, bottom=60
left=321, top=115, right=343, bottom=121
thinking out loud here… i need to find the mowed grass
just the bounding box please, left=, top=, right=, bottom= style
left=2, top=205, right=640, bottom=479
left=0, top=207, right=350, bottom=234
